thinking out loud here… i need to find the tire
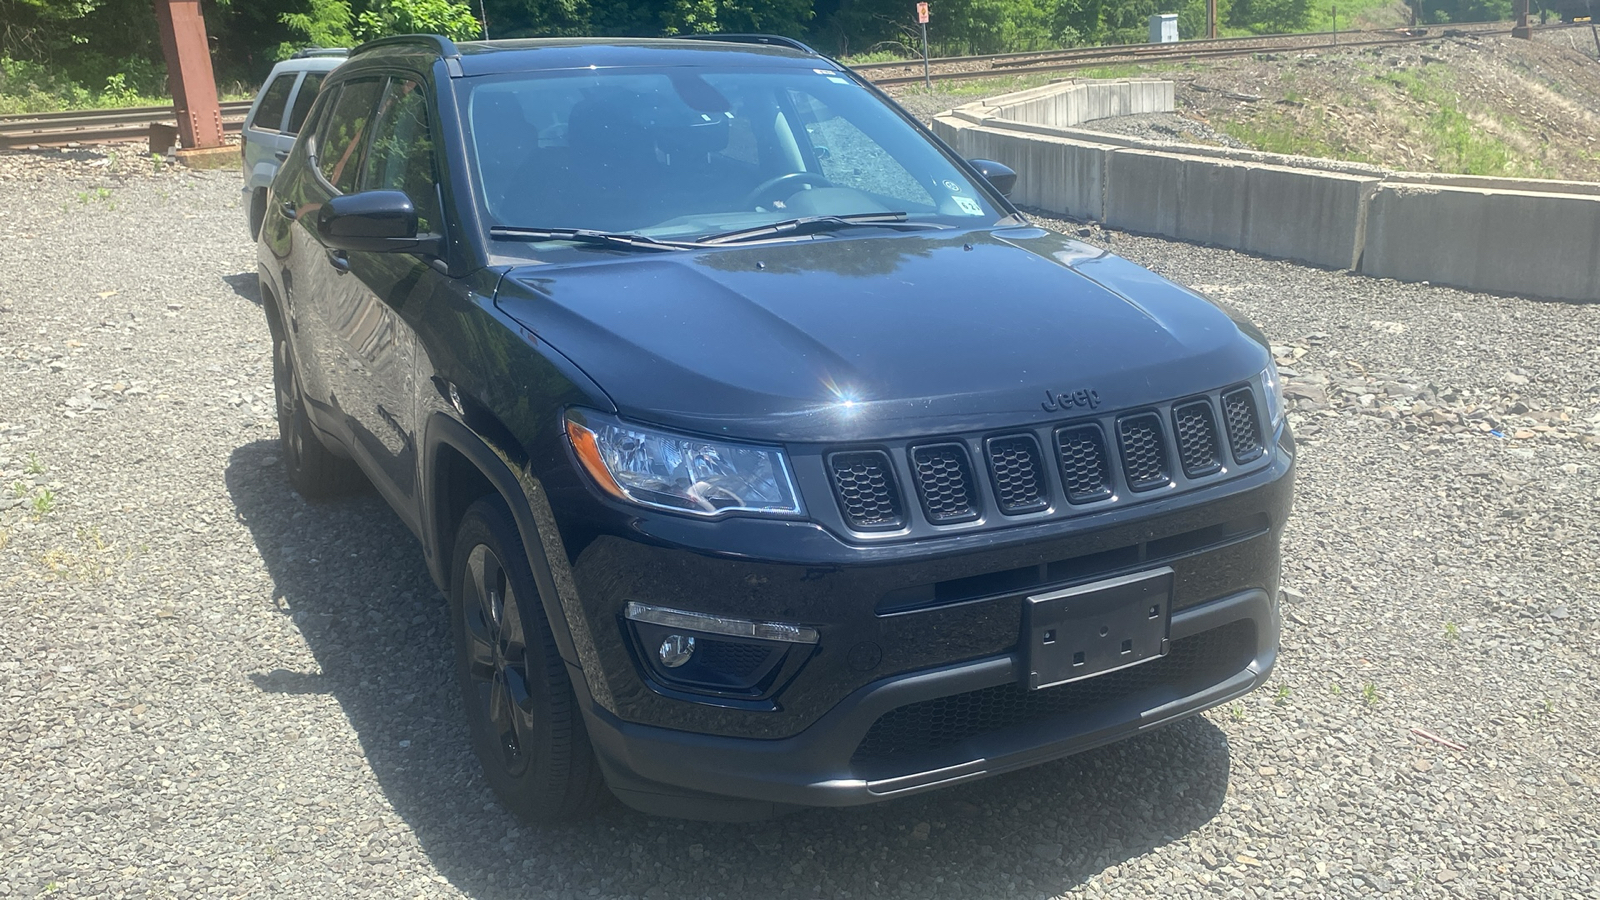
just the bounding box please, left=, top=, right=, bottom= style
left=249, top=188, right=266, bottom=241
left=450, top=496, right=605, bottom=823
left=271, top=326, right=361, bottom=498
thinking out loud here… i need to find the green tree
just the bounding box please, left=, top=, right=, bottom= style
left=1052, top=0, right=1108, bottom=45
left=357, top=0, right=483, bottom=40
left=279, top=0, right=357, bottom=54
left=1226, top=0, right=1310, bottom=32
left=481, top=0, right=594, bottom=36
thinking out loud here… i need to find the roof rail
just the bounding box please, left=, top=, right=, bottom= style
left=349, top=34, right=461, bottom=60
left=679, top=34, right=820, bottom=56
left=289, top=47, right=349, bottom=59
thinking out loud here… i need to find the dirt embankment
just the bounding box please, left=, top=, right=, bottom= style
left=1168, top=30, right=1600, bottom=180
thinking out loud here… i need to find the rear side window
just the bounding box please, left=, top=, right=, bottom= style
left=285, top=73, right=326, bottom=135
left=252, top=74, right=295, bottom=132
left=316, top=78, right=384, bottom=195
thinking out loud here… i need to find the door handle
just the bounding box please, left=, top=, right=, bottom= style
left=280, top=201, right=297, bottom=220
left=327, top=249, right=350, bottom=274
left=274, top=150, right=290, bottom=161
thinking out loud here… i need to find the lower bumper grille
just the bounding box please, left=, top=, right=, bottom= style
left=851, top=620, right=1257, bottom=766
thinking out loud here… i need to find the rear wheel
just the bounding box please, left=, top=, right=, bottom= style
left=450, top=496, right=604, bottom=823
left=271, top=327, right=360, bottom=498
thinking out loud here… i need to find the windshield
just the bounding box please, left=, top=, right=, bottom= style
left=460, top=66, right=1001, bottom=243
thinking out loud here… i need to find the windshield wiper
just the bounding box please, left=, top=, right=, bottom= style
left=489, top=226, right=696, bottom=252
left=696, top=213, right=948, bottom=246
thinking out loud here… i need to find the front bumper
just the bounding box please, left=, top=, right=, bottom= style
left=581, top=588, right=1276, bottom=820
left=543, top=433, right=1293, bottom=817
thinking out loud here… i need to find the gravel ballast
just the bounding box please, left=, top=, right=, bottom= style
left=1, top=147, right=1597, bottom=899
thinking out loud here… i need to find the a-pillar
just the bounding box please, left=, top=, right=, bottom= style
left=154, top=0, right=231, bottom=165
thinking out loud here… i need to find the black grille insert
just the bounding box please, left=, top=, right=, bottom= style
left=1117, top=412, right=1170, bottom=491
left=828, top=451, right=904, bottom=530
left=910, top=443, right=980, bottom=524
left=1054, top=423, right=1113, bottom=504
left=985, top=435, right=1049, bottom=515
left=1222, top=387, right=1264, bottom=463
left=693, top=639, right=777, bottom=680
left=1172, top=400, right=1223, bottom=478
left=852, top=620, right=1257, bottom=766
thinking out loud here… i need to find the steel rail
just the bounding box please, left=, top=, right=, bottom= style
left=0, top=22, right=1581, bottom=148
left=0, top=99, right=253, bottom=125
left=0, top=100, right=253, bottom=150
left=845, top=21, right=1521, bottom=72
left=863, top=21, right=1577, bottom=86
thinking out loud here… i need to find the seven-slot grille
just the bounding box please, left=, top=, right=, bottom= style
left=824, top=386, right=1268, bottom=531
left=985, top=435, right=1049, bottom=515
left=1117, top=412, right=1170, bottom=491
left=1054, top=424, right=1112, bottom=504
left=910, top=444, right=979, bottom=523
left=1222, top=387, right=1264, bottom=463
left=828, top=451, right=904, bottom=530
left=1172, top=399, right=1223, bottom=478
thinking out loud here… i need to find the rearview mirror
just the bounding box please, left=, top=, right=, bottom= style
left=968, top=159, right=1017, bottom=197
left=316, top=190, right=440, bottom=255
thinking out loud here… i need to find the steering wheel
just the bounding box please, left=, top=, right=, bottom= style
left=742, top=171, right=834, bottom=209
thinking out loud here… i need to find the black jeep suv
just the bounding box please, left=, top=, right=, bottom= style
left=257, top=33, right=1294, bottom=822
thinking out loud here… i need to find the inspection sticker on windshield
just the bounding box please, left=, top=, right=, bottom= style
left=953, top=196, right=985, bottom=216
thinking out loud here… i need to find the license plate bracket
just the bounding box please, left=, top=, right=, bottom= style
left=1023, top=567, right=1173, bottom=690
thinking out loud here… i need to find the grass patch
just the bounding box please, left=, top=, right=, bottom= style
left=842, top=49, right=915, bottom=65
left=1218, top=111, right=1377, bottom=163
left=922, top=62, right=1161, bottom=101
left=38, top=527, right=124, bottom=583
left=1378, top=66, right=1518, bottom=176
left=1305, top=0, right=1410, bottom=30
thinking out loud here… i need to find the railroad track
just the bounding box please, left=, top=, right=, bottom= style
left=0, top=22, right=1577, bottom=149
left=859, top=20, right=1571, bottom=86
left=0, top=100, right=252, bottom=150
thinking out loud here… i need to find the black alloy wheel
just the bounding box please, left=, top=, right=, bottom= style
left=450, top=496, right=604, bottom=822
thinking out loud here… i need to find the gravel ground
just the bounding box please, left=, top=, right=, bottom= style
left=1064, top=113, right=1247, bottom=149
left=1, top=146, right=1598, bottom=900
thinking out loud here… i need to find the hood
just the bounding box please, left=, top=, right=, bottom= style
left=493, top=227, right=1269, bottom=443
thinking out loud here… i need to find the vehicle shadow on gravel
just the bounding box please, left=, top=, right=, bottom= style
left=226, top=438, right=1233, bottom=898
left=221, top=272, right=260, bottom=305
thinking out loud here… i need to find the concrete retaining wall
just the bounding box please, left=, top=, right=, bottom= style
left=1364, top=184, right=1600, bottom=299
left=934, top=79, right=1599, bottom=301
left=989, top=79, right=1175, bottom=129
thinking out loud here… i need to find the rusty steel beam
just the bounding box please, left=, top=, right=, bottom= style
left=153, top=0, right=224, bottom=149
left=1512, top=0, right=1532, bottom=37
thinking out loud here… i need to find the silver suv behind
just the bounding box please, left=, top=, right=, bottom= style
left=240, top=49, right=346, bottom=238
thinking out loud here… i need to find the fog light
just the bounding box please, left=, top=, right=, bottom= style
left=658, top=634, right=695, bottom=668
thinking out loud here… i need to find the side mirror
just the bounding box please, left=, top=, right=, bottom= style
left=969, top=159, right=1017, bottom=197
left=316, top=190, right=439, bottom=255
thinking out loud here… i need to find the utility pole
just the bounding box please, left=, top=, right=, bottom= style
left=918, top=3, right=931, bottom=91
left=153, top=0, right=226, bottom=161
left=1207, top=0, right=1217, bottom=39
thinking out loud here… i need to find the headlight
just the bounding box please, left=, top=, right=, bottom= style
left=1260, top=363, right=1285, bottom=432
left=564, top=409, right=803, bottom=517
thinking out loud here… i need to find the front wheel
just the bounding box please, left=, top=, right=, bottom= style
left=450, top=496, right=605, bottom=823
